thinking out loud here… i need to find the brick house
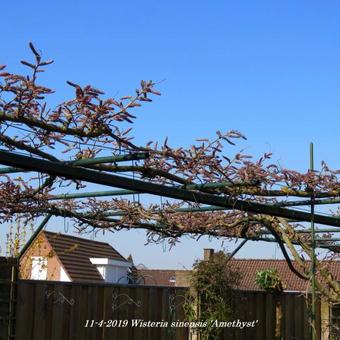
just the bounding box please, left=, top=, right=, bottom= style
left=137, top=249, right=340, bottom=292
left=20, top=231, right=132, bottom=283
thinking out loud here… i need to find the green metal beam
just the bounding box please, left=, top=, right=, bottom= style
left=70, top=152, right=149, bottom=166
left=70, top=213, right=340, bottom=249
left=316, top=238, right=340, bottom=242
left=183, top=181, right=252, bottom=190
left=0, top=152, right=149, bottom=174
left=277, top=197, right=340, bottom=207
left=47, top=188, right=340, bottom=210
left=100, top=217, right=340, bottom=245
left=0, top=166, right=22, bottom=174
left=49, top=189, right=138, bottom=200
left=227, top=239, right=248, bottom=261
left=2, top=149, right=340, bottom=227
left=101, top=205, right=228, bottom=217
left=247, top=236, right=339, bottom=250
left=261, top=228, right=340, bottom=234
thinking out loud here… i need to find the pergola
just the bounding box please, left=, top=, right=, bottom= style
left=1, top=44, right=339, bottom=340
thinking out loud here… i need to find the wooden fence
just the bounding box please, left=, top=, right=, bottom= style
left=14, top=280, right=188, bottom=340
left=13, top=280, right=324, bottom=340
left=225, top=290, right=321, bottom=340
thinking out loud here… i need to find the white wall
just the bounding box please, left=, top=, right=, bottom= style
left=90, top=258, right=131, bottom=284
left=105, top=265, right=129, bottom=284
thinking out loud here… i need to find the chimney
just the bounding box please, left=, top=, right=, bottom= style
left=204, top=248, right=214, bottom=261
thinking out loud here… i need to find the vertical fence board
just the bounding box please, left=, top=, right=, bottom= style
left=93, top=285, right=103, bottom=340
left=0, top=258, right=17, bottom=340
left=233, top=292, right=243, bottom=340
left=101, top=286, right=113, bottom=340
left=77, top=284, right=88, bottom=340
left=303, top=294, right=311, bottom=339
left=294, top=294, right=303, bottom=340
left=69, top=285, right=80, bottom=340
left=28, top=282, right=35, bottom=340
left=118, top=285, right=130, bottom=339
left=67, top=284, right=78, bottom=340
left=50, top=283, right=65, bottom=340
left=126, top=286, right=134, bottom=340
left=265, top=293, right=275, bottom=340
left=255, top=292, right=264, bottom=340
left=131, top=285, right=142, bottom=340
left=15, top=283, right=32, bottom=340
left=87, top=285, right=98, bottom=340
left=32, top=282, right=46, bottom=340
left=43, top=283, right=55, bottom=340
left=248, top=292, right=257, bottom=340
left=153, top=287, right=162, bottom=340
left=316, top=298, right=321, bottom=340
left=61, top=284, right=72, bottom=340
left=167, top=288, right=177, bottom=340
left=160, top=287, right=168, bottom=340
left=146, top=287, right=154, bottom=340
left=285, top=294, right=291, bottom=339
left=177, top=288, right=189, bottom=340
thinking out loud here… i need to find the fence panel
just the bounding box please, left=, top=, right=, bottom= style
left=14, top=280, right=322, bottom=340
left=221, top=290, right=320, bottom=340
left=15, top=280, right=189, bottom=340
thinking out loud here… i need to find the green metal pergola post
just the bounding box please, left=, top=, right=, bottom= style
left=310, top=143, right=317, bottom=340
left=226, top=239, right=248, bottom=262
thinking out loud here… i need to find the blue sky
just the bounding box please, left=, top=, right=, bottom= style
left=1, top=1, right=340, bottom=268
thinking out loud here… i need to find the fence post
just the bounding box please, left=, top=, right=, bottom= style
left=0, top=257, right=18, bottom=340
left=320, top=300, right=330, bottom=340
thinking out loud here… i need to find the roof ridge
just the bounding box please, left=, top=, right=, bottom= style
left=43, top=230, right=113, bottom=247
left=42, top=231, right=128, bottom=261
left=230, top=258, right=301, bottom=262
left=230, top=258, right=340, bottom=263
left=139, top=269, right=189, bottom=272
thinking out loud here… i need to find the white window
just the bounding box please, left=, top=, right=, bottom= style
left=31, top=256, right=48, bottom=280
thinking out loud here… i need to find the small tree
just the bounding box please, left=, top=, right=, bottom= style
left=256, top=269, right=284, bottom=339
left=6, top=219, right=33, bottom=257
left=184, top=251, right=242, bottom=340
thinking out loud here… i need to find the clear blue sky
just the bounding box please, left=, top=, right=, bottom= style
left=1, top=1, right=340, bottom=268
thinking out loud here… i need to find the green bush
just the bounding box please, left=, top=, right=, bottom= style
left=255, top=269, right=284, bottom=294
left=184, top=251, right=242, bottom=340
